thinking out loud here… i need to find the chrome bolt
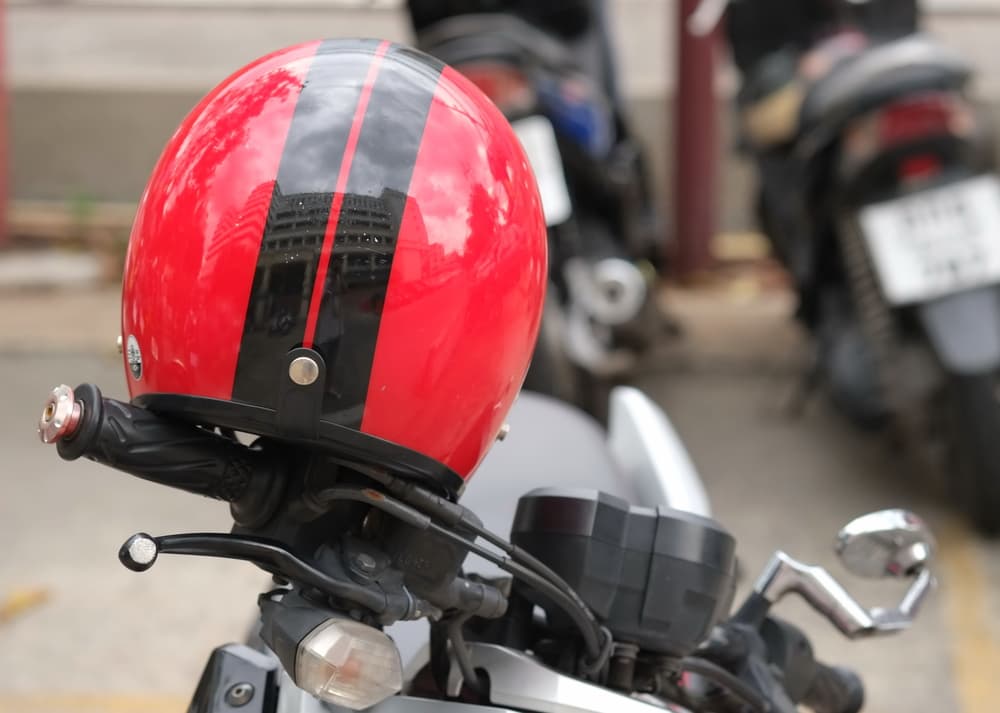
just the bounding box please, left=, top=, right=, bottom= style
left=496, top=423, right=511, bottom=442
left=225, top=682, right=255, bottom=707
left=116, top=335, right=123, bottom=354
left=288, top=356, right=319, bottom=386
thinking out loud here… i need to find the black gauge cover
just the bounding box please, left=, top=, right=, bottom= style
left=511, top=487, right=737, bottom=656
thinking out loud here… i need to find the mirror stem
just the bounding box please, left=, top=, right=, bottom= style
left=751, top=551, right=934, bottom=639
left=755, top=551, right=876, bottom=637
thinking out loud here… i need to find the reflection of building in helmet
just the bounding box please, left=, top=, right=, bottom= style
left=335, top=190, right=404, bottom=291
left=245, top=187, right=325, bottom=335
left=243, top=187, right=408, bottom=337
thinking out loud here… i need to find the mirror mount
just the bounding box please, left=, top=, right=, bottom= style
left=753, top=551, right=934, bottom=638
left=744, top=509, right=935, bottom=639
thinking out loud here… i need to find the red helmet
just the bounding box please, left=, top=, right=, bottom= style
left=121, top=38, right=547, bottom=495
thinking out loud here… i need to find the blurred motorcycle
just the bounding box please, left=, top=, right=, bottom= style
left=697, top=0, right=1000, bottom=532
left=41, top=382, right=934, bottom=713
left=406, top=0, right=665, bottom=415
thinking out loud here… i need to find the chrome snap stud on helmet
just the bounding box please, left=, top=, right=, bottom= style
left=122, top=38, right=547, bottom=496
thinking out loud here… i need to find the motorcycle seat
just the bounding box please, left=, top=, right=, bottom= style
left=799, top=33, right=971, bottom=137
left=416, top=13, right=579, bottom=74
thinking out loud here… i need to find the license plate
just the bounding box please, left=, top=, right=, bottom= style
left=859, top=175, right=1000, bottom=305
left=512, top=116, right=572, bottom=227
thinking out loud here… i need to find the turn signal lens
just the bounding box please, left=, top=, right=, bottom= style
left=295, top=618, right=403, bottom=710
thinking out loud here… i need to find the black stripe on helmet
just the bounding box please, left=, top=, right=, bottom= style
left=231, top=38, right=381, bottom=408
left=310, top=45, right=444, bottom=428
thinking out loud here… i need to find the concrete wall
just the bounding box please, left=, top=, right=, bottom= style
left=9, top=0, right=1000, bottom=231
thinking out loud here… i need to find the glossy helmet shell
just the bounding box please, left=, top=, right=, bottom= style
left=121, top=39, right=547, bottom=495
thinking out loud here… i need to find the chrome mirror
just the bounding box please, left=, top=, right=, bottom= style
left=836, top=509, right=934, bottom=579
left=751, top=509, right=935, bottom=639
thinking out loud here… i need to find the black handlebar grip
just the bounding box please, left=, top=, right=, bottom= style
left=801, top=663, right=865, bottom=713
left=55, top=383, right=278, bottom=510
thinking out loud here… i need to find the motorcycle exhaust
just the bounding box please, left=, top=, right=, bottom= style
left=564, top=257, right=647, bottom=327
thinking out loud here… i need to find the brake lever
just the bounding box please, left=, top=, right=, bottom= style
left=118, top=531, right=431, bottom=623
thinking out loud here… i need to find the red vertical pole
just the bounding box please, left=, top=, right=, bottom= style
left=672, top=0, right=718, bottom=279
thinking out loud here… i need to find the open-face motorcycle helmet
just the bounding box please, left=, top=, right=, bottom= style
left=121, top=38, right=547, bottom=496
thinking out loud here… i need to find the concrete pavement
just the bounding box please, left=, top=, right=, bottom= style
left=0, top=281, right=999, bottom=712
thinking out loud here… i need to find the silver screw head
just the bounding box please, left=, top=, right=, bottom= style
left=225, top=682, right=255, bottom=707
left=496, top=423, right=511, bottom=441
left=116, top=335, right=123, bottom=354
left=288, top=356, right=320, bottom=386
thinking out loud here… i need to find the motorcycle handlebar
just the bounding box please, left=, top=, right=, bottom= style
left=40, top=383, right=283, bottom=526
left=763, top=616, right=865, bottom=713
left=801, top=662, right=864, bottom=713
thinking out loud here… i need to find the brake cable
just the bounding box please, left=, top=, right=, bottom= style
left=314, top=469, right=610, bottom=668
left=344, top=462, right=599, bottom=610
left=424, top=517, right=608, bottom=663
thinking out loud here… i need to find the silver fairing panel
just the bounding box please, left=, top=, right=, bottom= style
left=277, top=644, right=676, bottom=713
left=606, top=386, right=711, bottom=517
left=277, top=672, right=519, bottom=713
left=468, top=643, right=672, bottom=713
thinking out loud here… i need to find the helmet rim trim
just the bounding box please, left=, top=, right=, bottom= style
left=132, top=392, right=465, bottom=499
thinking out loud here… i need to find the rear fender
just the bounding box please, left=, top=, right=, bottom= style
left=918, top=287, right=1000, bottom=374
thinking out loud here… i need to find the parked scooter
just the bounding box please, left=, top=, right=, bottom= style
left=406, top=1, right=665, bottom=414
left=696, top=0, right=1000, bottom=532
left=40, top=382, right=934, bottom=713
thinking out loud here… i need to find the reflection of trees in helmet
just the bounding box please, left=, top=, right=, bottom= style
left=161, top=68, right=302, bottom=225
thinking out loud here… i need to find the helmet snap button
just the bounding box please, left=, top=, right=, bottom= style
left=288, top=356, right=320, bottom=386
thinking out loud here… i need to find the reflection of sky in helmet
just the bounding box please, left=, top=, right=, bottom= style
left=422, top=170, right=472, bottom=255
left=339, top=59, right=436, bottom=197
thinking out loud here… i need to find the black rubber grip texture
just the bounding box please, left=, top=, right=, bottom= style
left=56, top=384, right=269, bottom=503
left=802, top=663, right=865, bottom=713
